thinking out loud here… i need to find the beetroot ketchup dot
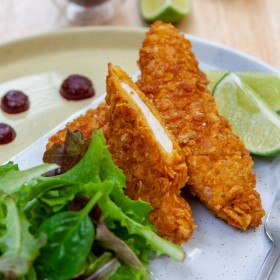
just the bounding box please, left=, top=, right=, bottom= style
left=60, top=74, right=95, bottom=100
left=1, top=90, right=29, bottom=114
left=0, top=123, right=16, bottom=144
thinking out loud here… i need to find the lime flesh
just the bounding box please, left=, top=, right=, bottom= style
left=206, top=70, right=228, bottom=93
left=140, top=0, right=192, bottom=23
left=213, top=73, right=280, bottom=156
left=206, top=70, right=280, bottom=112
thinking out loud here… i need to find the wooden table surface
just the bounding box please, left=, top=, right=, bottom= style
left=1, top=0, right=280, bottom=70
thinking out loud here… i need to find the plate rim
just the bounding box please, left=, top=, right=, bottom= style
left=0, top=25, right=279, bottom=75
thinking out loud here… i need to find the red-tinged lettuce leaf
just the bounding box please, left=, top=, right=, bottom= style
left=81, top=252, right=113, bottom=277
left=59, top=130, right=126, bottom=188
left=85, top=258, right=121, bottom=280
left=81, top=254, right=147, bottom=280
left=95, top=220, right=143, bottom=269
left=108, top=265, right=149, bottom=280
left=43, top=129, right=91, bottom=175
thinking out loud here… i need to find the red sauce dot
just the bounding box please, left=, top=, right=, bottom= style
left=0, top=123, right=16, bottom=144
left=1, top=90, right=29, bottom=114
left=60, top=74, right=95, bottom=100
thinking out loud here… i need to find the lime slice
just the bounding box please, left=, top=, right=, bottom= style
left=213, top=72, right=280, bottom=156
left=206, top=70, right=280, bottom=112
left=140, top=0, right=192, bottom=23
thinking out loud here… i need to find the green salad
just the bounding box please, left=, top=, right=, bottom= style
left=0, top=130, right=184, bottom=280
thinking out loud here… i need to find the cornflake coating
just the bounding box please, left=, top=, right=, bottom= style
left=46, top=102, right=108, bottom=149
left=137, top=21, right=265, bottom=230
left=104, top=64, right=195, bottom=244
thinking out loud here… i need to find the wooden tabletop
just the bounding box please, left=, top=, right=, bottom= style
left=1, top=0, right=280, bottom=70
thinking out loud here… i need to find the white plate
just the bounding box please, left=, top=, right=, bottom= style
left=1, top=27, right=280, bottom=280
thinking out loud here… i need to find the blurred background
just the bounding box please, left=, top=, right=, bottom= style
left=0, top=0, right=280, bottom=69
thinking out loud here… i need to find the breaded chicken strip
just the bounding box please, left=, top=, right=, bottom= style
left=104, top=64, right=195, bottom=244
left=46, top=64, right=195, bottom=244
left=137, top=21, right=265, bottom=230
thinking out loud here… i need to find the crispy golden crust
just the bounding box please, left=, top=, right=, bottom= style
left=104, top=64, right=195, bottom=244
left=137, top=21, right=265, bottom=230
left=46, top=102, right=108, bottom=149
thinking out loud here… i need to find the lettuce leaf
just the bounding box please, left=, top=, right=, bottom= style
left=59, top=130, right=126, bottom=188
left=60, top=131, right=184, bottom=261
left=0, top=196, right=46, bottom=279
left=43, top=130, right=91, bottom=175
left=35, top=191, right=103, bottom=280
left=0, top=130, right=185, bottom=279
left=0, top=162, right=18, bottom=177
left=0, top=163, right=58, bottom=196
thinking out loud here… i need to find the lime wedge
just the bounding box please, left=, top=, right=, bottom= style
left=140, top=0, right=192, bottom=23
left=213, top=72, right=280, bottom=156
left=206, top=70, right=228, bottom=93
left=206, top=70, right=280, bottom=112
left=238, top=72, right=280, bottom=112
